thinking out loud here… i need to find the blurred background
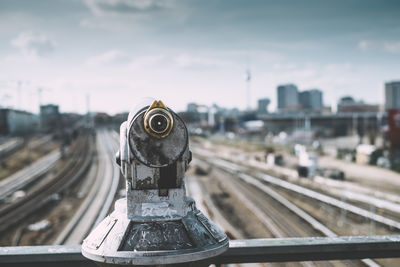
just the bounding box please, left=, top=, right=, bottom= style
left=1, top=1, right=400, bottom=266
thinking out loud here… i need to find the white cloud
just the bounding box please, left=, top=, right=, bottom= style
left=86, top=49, right=130, bottom=65
left=85, top=51, right=168, bottom=71
left=84, top=0, right=170, bottom=16
left=174, top=54, right=236, bottom=69
left=358, top=40, right=373, bottom=51
left=80, top=0, right=186, bottom=31
left=11, top=31, right=55, bottom=57
left=129, top=54, right=166, bottom=68
left=358, top=40, right=400, bottom=54
left=383, top=41, right=400, bottom=54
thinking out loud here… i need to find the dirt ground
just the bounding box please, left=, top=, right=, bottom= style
left=0, top=137, right=59, bottom=181
left=0, top=137, right=92, bottom=246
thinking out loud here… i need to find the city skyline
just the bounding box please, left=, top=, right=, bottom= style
left=0, top=80, right=395, bottom=115
left=0, top=0, right=399, bottom=114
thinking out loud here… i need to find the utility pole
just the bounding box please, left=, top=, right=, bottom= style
left=86, top=93, right=90, bottom=115
left=246, top=69, right=251, bottom=111
left=37, top=87, right=51, bottom=111
left=38, top=88, right=43, bottom=107
left=86, top=93, right=93, bottom=127
left=17, top=81, right=22, bottom=110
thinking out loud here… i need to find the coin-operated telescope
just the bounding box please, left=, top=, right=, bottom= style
left=82, top=99, right=228, bottom=266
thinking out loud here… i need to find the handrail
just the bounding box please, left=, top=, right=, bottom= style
left=1, top=235, right=400, bottom=266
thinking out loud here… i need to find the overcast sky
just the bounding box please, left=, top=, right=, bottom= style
left=0, top=0, right=399, bottom=114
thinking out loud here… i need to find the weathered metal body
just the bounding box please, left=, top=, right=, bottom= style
left=82, top=99, right=228, bottom=266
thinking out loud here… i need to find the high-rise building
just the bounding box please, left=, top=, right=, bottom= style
left=385, top=81, right=400, bottom=110
left=187, top=103, right=197, bottom=112
left=257, top=98, right=270, bottom=114
left=277, top=84, right=299, bottom=111
left=40, top=104, right=60, bottom=131
left=299, top=89, right=323, bottom=110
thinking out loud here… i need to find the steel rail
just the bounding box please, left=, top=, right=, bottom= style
left=245, top=154, right=400, bottom=215
left=191, top=146, right=399, bottom=267
left=212, top=168, right=321, bottom=267
left=0, top=135, right=92, bottom=232
left=202, top=159, right=374, bottom=266
left=215, top=169, right=287, bottom=238
left=186, top=177, right=268, bottom=267
left=235, top=172, right=379, bottom=267
left=0, top=137, right=23, bottom=159
left=203, top=152, right=400, bottom=232
left=186, top=177, right=243, bottom=239
left=196, top=156, right=380, bottom=266
left=0, top=151, right=60, bottom=202
left=192, top=144, right=400, bottom=214
left=1, top=235, right=399, bottom=266
left=93, top=130, right=120, bottom=226
left=54, top=130, right=120, bottom=245
left=255, top=169, right=400, bottom=231
left=53, top=133, right=105, bottom=245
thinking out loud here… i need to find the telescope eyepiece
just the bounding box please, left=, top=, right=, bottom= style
left=127, top=99, right=188, bottom=167
left=150, top=113, right=168, bottom=133
left=144, top=102, right=173, bottom=138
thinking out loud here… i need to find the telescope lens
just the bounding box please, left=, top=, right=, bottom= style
left=150, top=114, right=169, bottom=134
left=143, top=102, right=174, bottom=138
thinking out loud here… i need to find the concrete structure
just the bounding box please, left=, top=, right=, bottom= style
left=299, top=89, right=323, bottom=110
left=258, top=112, right=384, bottom=137
left=257, top=98, right=270, bottom=114
left=338, top=96, right=355, bottom=105
left=355, top=144, right=376, bottom=165
left=277, top=84, right=299, bottom=112
left=40, top=104, right=60, bottom=131
left=385, top=81, right=400, bottom=110
left=0, top=108, right=36, bottom=136
left=337, top=96, right=380, bottom=113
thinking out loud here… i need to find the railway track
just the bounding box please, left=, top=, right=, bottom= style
left=214, top=157, right=400, bottom=232
left=189, top=166, right=330, bottom=267
left=0, top=137, right=24, bottom=159
left=193, top=154, right=382, bottom=266
left=248, top=158, right=400, bottom=224
left=186, top=173, right=267, bottom=267
left=0, top=150, right=60, bottom=203
left=193, top=143, right=400, bottom=208
left=0, top=134, right=93, bottom=233
left=54, top=129, right=121, bottom=245
left=0, top=135, right=52, bottom=161
left=193, top=146, right=400, bottom=233
left=189, top=161, right=326, bottom=266
left=186, top=175, right=242, bottom=239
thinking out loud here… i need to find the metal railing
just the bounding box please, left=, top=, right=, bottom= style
left=1, top=235, right=400, bottom=267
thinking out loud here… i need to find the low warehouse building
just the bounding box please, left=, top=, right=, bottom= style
left=0, top=108, right=37, bottom=136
